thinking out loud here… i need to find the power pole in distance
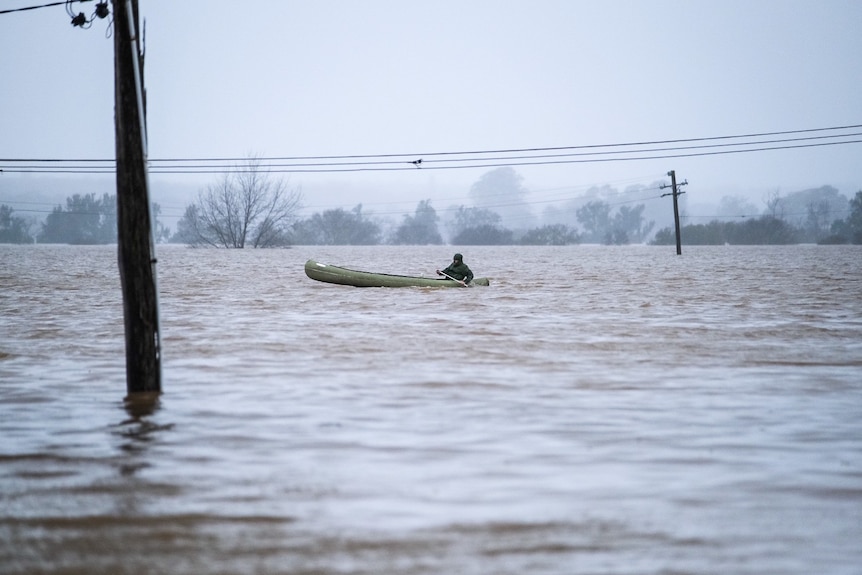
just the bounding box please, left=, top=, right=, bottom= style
left=660, top=170, right=688, bottom=255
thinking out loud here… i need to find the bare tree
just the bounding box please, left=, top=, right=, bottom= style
left=180, top=156, right=302, bottom=248
left=764, top=189, right=784, bottom=219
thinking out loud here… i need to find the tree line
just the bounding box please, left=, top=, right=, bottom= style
left=651, top=189, right=862, bottom=246
left=167, top=163, right=657, bottom=247
left=0, top=193, right=170, bottom=245
left=3, top=162, right=861, bottom=246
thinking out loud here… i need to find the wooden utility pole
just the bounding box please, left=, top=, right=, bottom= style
left=113, top=0, right=161, bottom=393
left=660, top=170, right=688, bottom=255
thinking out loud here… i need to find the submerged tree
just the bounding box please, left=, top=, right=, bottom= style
left=391, top=200, right=443, bottom=244
left=826, top=190, right=862, bottom=244
left=651, top=216, right=799, bottom=245
left=176, top=156, right=302, bottom=248
left=575, top=200, right=654, bottom=244
left=576, top=200, right=612, bottom=243
left=519, top=223, right=580, bottom=245
left=452, top=224, right=514, bottom=245
left=469, top=167, right=534, bottom=228
left=0, top=205, right=33, bottom=244
left=446, top=206, right=502, bottom=239
left=151, top=203, right=172, bottom=244
left=805, top=199, right=832, bottom=242
left=38, top=193, right=116, bottom=244
left=611, top=204, right=655, bottom=244
left=291, top=204, right=381, bottom=245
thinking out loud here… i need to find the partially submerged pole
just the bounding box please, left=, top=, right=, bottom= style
left=669, top=170, right=682, bottom=255
left=660, top=170, right=688, bottom=255
left=113, top=0, right=161, bottom=393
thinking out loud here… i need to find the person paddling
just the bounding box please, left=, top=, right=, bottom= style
left=436, top=253, right=473, bottom=285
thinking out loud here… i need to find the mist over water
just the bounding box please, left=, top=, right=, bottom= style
left=1, top=244, right=861, bottom=574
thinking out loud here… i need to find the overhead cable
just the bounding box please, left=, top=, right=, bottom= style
left=0, top=0, right=91, bottom=16
left=2, top=124, right=860, bottom=175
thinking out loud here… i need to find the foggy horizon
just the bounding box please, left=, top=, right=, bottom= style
left=2, top=1, right=861, bottom=230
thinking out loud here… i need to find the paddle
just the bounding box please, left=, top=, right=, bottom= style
left=438, top=270, right=468, bottom=287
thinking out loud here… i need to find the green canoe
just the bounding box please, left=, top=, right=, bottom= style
left=304, top=259, right=490, bottom=288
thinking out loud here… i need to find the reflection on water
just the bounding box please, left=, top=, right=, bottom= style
left=1, top=244, right=861, bottom=574
left=115, top=393, right=168, bottom=476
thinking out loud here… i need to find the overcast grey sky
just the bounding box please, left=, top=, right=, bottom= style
left=1, top=0, right=860, bottom=221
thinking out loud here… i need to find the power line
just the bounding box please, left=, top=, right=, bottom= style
left=0, top=0, right=89, bottom=16
left=14, top=130, right=861, bottom=173
left=10, top=122, right=859, bottom=164
left=3, top=137, right=862, bottom=175
left=3, top=123, right=861, bottom=174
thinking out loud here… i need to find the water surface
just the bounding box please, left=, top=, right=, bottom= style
left=1, top=244, right=861, bottom=574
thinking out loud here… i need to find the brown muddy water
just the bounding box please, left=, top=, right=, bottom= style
left=1, top=244, right=861, bottom=574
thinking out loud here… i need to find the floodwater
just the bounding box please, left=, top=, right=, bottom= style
left=1, top=243, right=860, bottom=575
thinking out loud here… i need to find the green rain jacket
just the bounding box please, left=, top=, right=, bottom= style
left=441, top=261, right=474, bottom=283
